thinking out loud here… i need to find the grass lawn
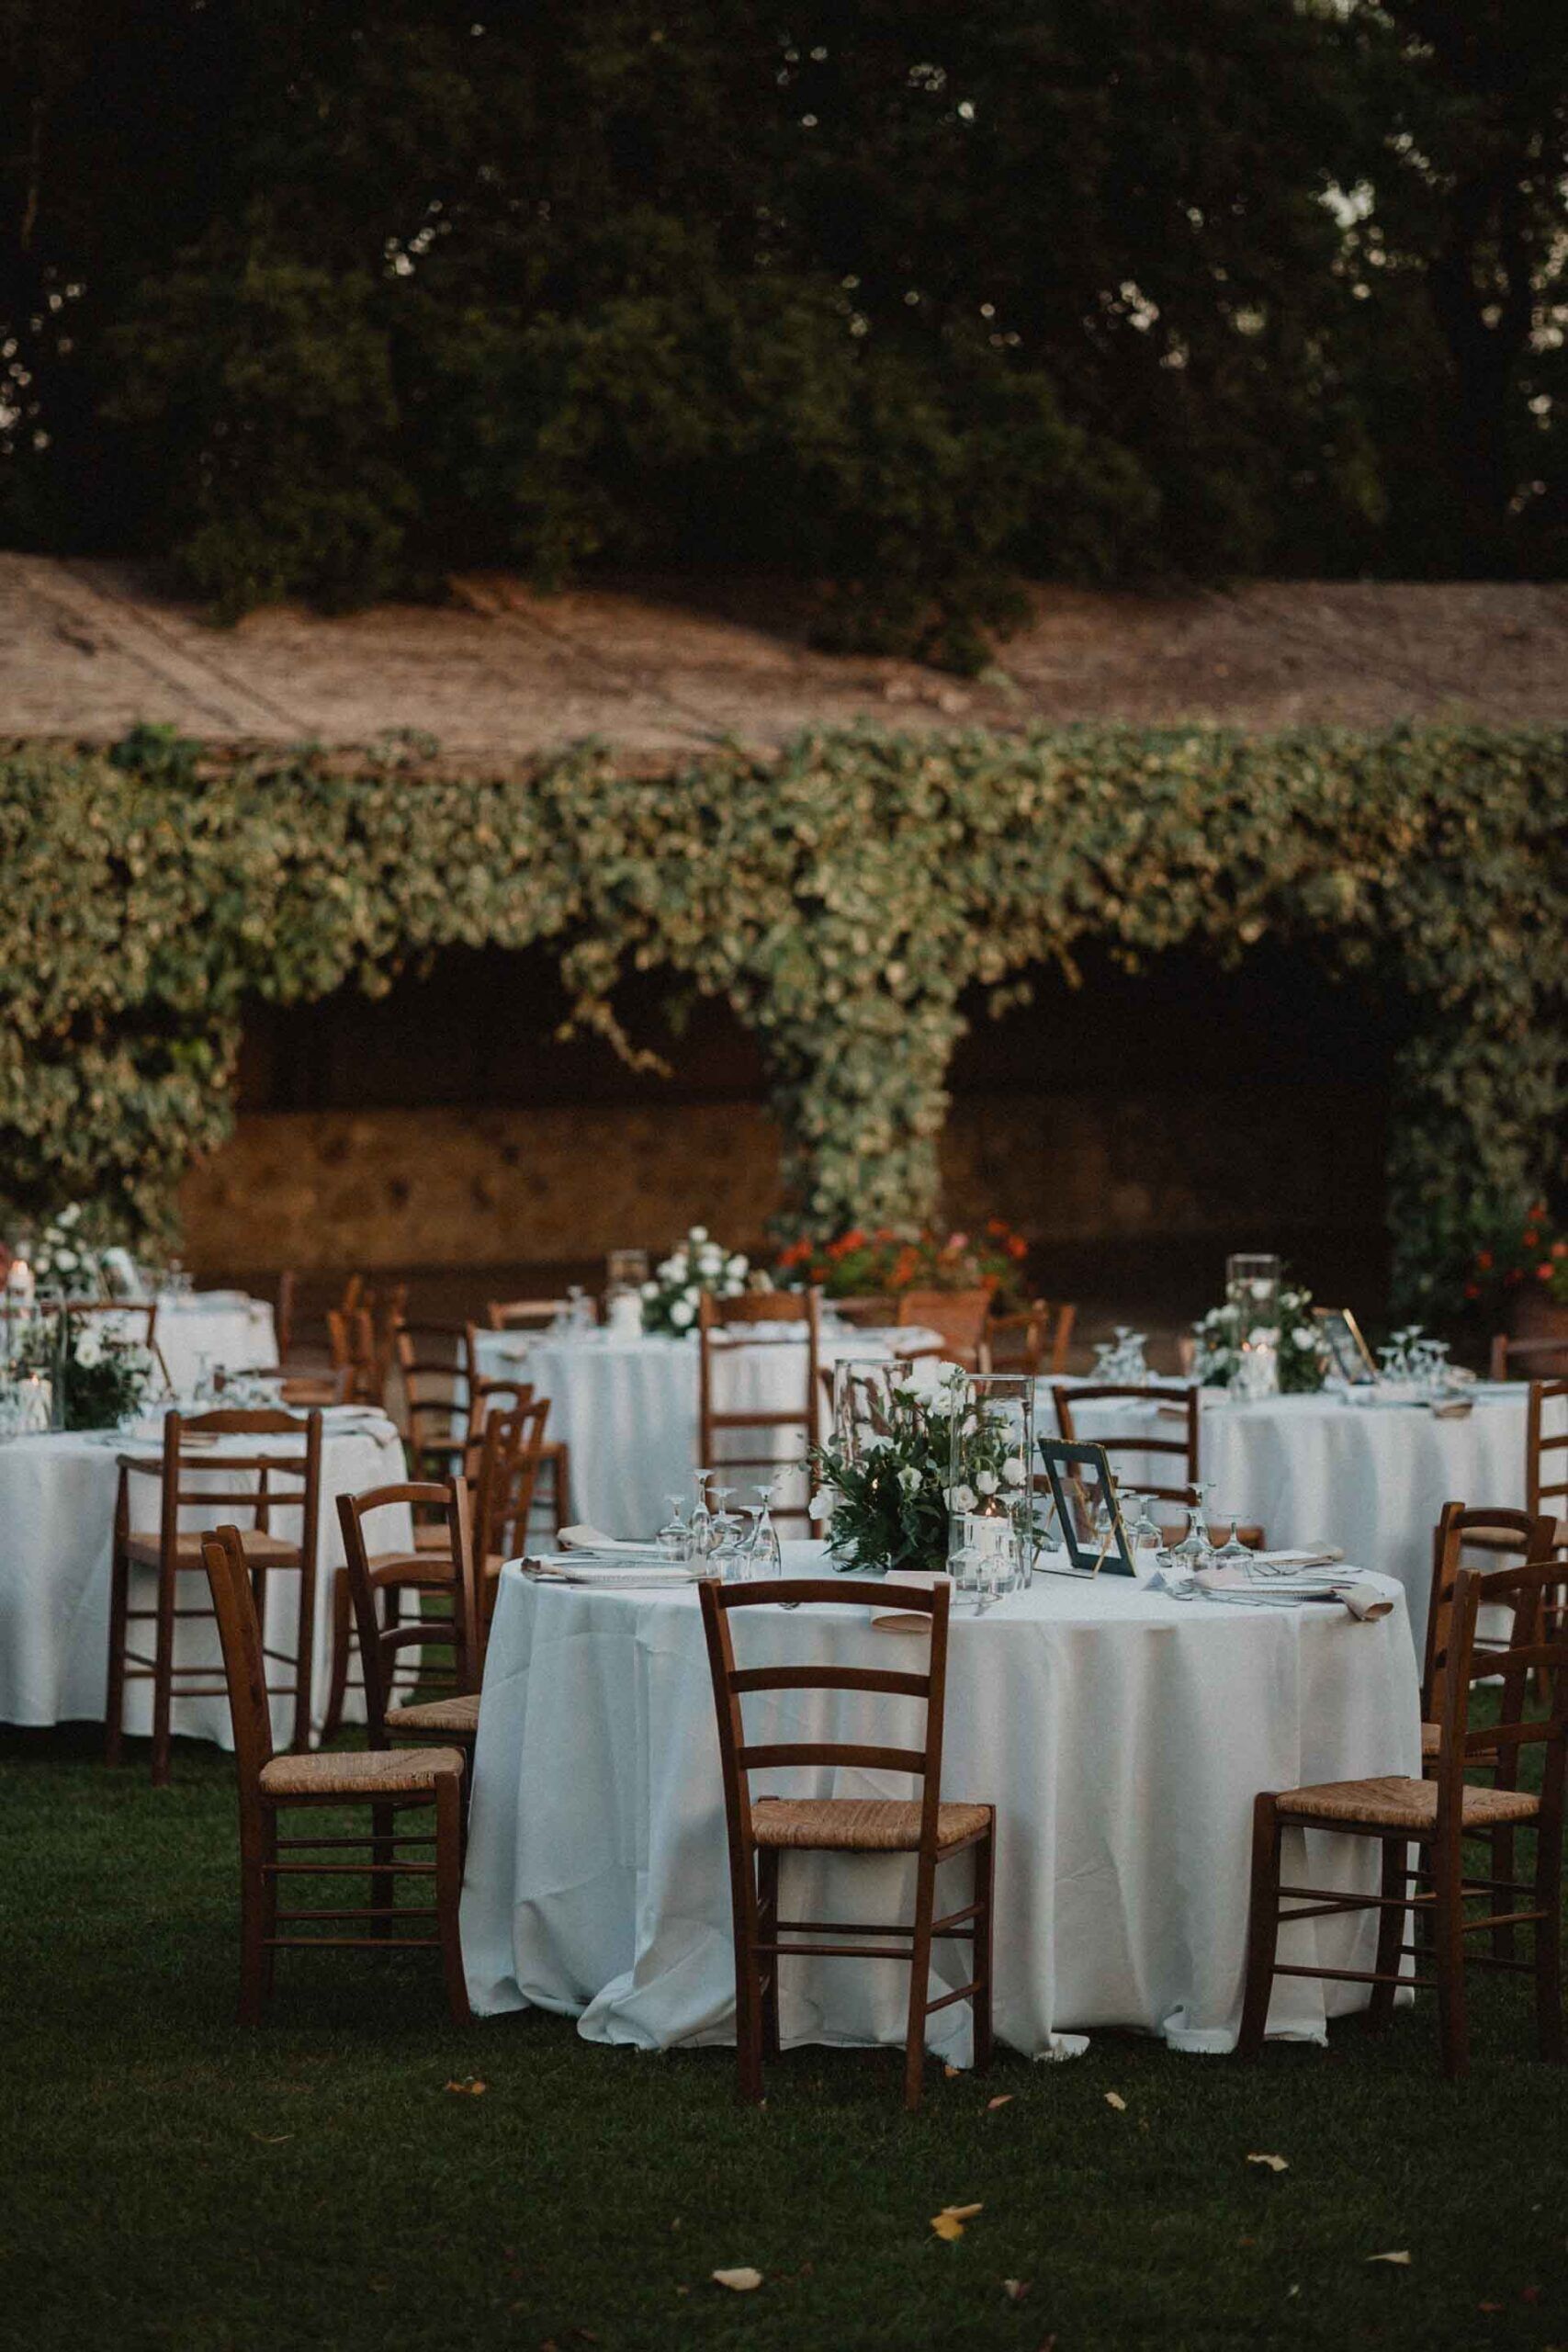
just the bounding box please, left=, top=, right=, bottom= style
left=3, top=1722, right=1565, bottom=2352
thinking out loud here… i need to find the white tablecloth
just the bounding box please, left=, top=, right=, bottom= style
left=0, top=1407, right=408, bottom=1744
left=461, top=1543, right=1420, bottom=2058
left=153, top=1291, right=277, bottom=1394
left=1042, top=1385, right=1529, bottom=1650
left=472, top=1326, right=937, bottom=1539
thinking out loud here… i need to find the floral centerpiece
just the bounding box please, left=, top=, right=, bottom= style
left=14, top=1310, right=154, bottom=1430
left=28, top=1203, right=101, bottom=1296
left=640, top=1226, right=750, bottom=1335
left=776, top=1219, right=1028, bottom=1310
left=809, top=1355, right=1027, bottom=1577
left=1191, top=1273, right=1327, bottom=1394
left=1465, top=1202, right=1568, bottom=1321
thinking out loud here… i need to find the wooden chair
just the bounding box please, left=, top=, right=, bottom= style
left=830, top=1295, right=897, bottom=1329
left=273, top=1270, right=297, bottom=1363
left=698, top=1574, right=995, bottom=2110
left=468, top=1397, right=552, bottom=1633
left=391, top=1317, right=473, bottom=1483
left=1053, top=1381, right=1265, bottom=1548
left=894, top=1288, right=991, bottom=1372
left=487, top=1297, right=574, bottom=1330
left=326, top=1305, right=379, bottom=1404
left=107, top=1407, right=323, bottom=1786
left=1238, top=1556, right=1565, bottom=2078
left=1458, top=1380, right=1568, bottom=1566
left=336, top=1477, right=482, bottom=1752
left=698, top=1289, right=821, bottom=1533
left=985, top=1299, right=1076, bottom=1377
left=464, top=1373, right=572, bottom=1539
left=198, top=1526, right=468, bottom=2025
left=64, top=1296, right=171, bottom=1389
left=233, top=1363, right=352, bottom=1408
left=1491, top=1331, right=1568, bottom=1381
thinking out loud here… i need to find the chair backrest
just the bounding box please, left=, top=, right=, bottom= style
left=335, top=1476, right=479, bottom=1733
left=1491, top=1331, right=1568, bottom=1381
left=1051, top=1383, right=1200, bottom=1505
left=986, top=1300, right=1076, bottom=1378
left=1435, top=1561, right=1568, bottom=1835
left=698, top=1576, right=953, bottom=1871
left=1527, top=1379, right=1568, bottom=1529
left=273, top=1269, right=297, bottom=1363
left=392, top=1319, right=472, bottom=1477
left=65, top=1297, right=159, bottom=1344
left=697, top=1289, right=821, bottom=1528
left=147, top=1408, right=323, bottom=1566
left=894, top=1288, right=991, bottom=1371
left=830, top=1295, right=897, bottom=1328
left=326, top=1304, right=379, bottom=1402
left=243, top=1364, right=351, bottom=1408
left=471, top=1396, right=551, bottom=1567
left=1423, top=1500, right=1556, bottom=1720
left=199, top=1525, right=276, bottom=1791
left=488, top=1298, right=573, bottom=1330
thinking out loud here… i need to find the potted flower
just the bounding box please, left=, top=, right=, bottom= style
left=776, top=1219, right=1029, bottom=1311
left=1465, top=1202, right=1568, bottom=1343
left=640, top=1227, right=750, bottom=1336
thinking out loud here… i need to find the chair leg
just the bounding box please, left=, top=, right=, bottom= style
left=730, top=1853, right=766, bottom=2105
left=903, top=1854, right=938, bottom=2112
left=1368, top=1836, right=1408, bottom=2030
left=1237, top=1794, right=1281, bottom=2059
left=1491, top=1826, right=1517, bottom=1962
left=971, top=1826, right=996, bottom=2073
left=370, top=1801, right=396, bottom=1937
left=758, top=1847, right=781, bottom=2059
left=151, top=1557, right=177, bottom=1789
left=104, top=1533, right=130, bottom=1768
left=321, top=1567, right=351, bottom=1743
left=434, top=1777, right=471, bottom=2028
left=551, top=1446, right=572, bottom=1538
left=1432, top=1844, right=1469, bottom=2080
left=238, top=1817, right=276, bottom=2025
left=290, top=1547, right=318, bottom=1756
left=1535, top=1826, right=1563, bottom=2064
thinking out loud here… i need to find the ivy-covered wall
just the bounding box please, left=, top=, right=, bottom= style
left=3, top=724, right=1562, bottom=1319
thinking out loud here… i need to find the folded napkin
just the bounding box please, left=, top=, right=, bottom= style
left=1194, top=1566, right=1393, bottom=1621
left=525, top=1555, right=696, bottom=1587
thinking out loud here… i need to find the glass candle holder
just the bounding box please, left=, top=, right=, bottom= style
left=945, top=1374, right=1035, bottom=1592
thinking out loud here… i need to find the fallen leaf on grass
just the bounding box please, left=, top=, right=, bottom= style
left=931, top=2204, right=984, bottom=2242
left=1366, top=2251, right=1411, bottom=2267
left=1104, top=2091, right=1127, bottom=2111
left=987, top=2095, right=1014, bottom=2111
left=1479, top=2302, right=1504, bottom=2315
left=249, top=2132, right=293, bottom=2145
left=445, top=2077, right=488, bottom=2097
left=1001, top=2278, right=1031, bottom=2302
left=712, top=2267, right=762, bottom=2292
left=1247, top=2153, right=1290, bottom=2173
left=944, top=2064, right=962, bottom=2079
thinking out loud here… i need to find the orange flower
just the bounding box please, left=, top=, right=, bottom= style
left=1554, top=1241, right=1568, bottom=1260
left=1464, top=1282, right=1480, bottom=1300
left=1008, top=1236, right=1028, bottom=1261
left=1476, top=1249, right=1494, bottom=1272
left=1539, top=1262, right=1554, bottom=1282
left=1524, top=1229, right=1540, bottom=1251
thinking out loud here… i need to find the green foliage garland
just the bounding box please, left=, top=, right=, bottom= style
left=0, top=724, right=1562, bottom=1322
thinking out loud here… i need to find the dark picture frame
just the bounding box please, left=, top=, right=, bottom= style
left=1035, top=1438, right=1137, bottom=1578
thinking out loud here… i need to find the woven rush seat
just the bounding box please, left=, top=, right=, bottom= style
left=366, top=1548, right=453, bottom=1586
left=1276, top=1773, right=1539, bottom=1830
left=122, top=1528, right=299, bottom=1569
left=259, top=1744, right=465, bottom=1799
left=385, top=1692, right=480, bottom=1737
left=750, top=1795, right=991, bottom=1853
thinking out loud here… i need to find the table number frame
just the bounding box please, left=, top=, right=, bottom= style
left=1313, top=1306, right=1378, bottom=1384
left=1034, top=1438, right=1137, bottom=1578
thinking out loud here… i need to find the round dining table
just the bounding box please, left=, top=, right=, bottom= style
left=1043, top=1381, right=1532, bottom=1651
left=460, top=1541, right=1420, bottom=2059
left=0, top=1404, right=408, bottom=1745
left=471, top=1323, right=938, bottom=1539
left=152, top=1289, right=277, bottom=1394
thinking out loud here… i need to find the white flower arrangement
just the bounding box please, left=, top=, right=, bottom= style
left=31, top=1202, right=100, bottom=1295
left=1191, top=1278, right=1326, bottom=1395
left=640, top=1225, right=750, bottom=1336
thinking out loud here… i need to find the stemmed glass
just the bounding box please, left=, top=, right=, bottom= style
left=748, top=1481, right=783, bottom=1576
left=690, top=1469, right=715, bottom=1557
left=1120, top=1489, right=1163, bottom=1561
left=658, top=1493, right=691, bottom=1564
left=1211, top=1515, right=1254, bottom=1573
left=1172, top=1482, right=1216, bottom=1577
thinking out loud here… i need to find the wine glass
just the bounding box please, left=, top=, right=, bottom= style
left=1172, top=1483, right=1216, bottom=1577
left=1212, top=1515, right=1254, bottom=1573
left=690, top=1469, right=715, bottom=1557
left=749, top=1481, right=783, bottom=1576
left=658, top=1493, right=691, bottom=1563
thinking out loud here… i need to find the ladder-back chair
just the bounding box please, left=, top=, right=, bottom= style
left=199, top=1526, right=468, bottom=2025
left=464, top=1372, right=572, bottom=1539
left=1491, top=1331, right=1568, bottom=1381
left=698, top=1289, right=821, bottom=1533
left=985, top=1299, right=1077, bottom=1378
left=894, top=1288, right=991, bottom=1372
left=1238, top=1556, right=1566, bottom=2078
left=698, top=1574, right=995, bottom=2109
left=64, top=1296, right=171, bottom=1391
left=487, top=1297, right=576, bottom=1330
left=336, top=1477, right=482, bottom=1751
left=468, top=1396, right=551, bottom=1632
left=107, top=1407, right=323, bottom=1785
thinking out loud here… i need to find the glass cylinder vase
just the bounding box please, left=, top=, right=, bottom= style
left=945, top=1374, right=1035, bottom=1595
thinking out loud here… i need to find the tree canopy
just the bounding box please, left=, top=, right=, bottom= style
left=3, top=2, right=1564, bottom=664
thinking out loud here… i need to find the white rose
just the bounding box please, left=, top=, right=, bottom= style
left=898, top=1355, right=968, bottom=1399
left=641, top=1280, right=658, bottom=1299
left=727, top=1254, right=747, bottom=1279
left=670, top=1297, right=694, bottom=1329
left=949, top=1483, right=976, bottom=1514
left=699, top=1245, right=722, bottom=1273
left=897, top=1465, right=921, bottom=1495
left=1292, top=1326, right=1316, bottom=1351
left=60, top=1204, right=82, bottom=1227
left=976, top=1469, right=998, bottom=1495
left=1250, top=1278, right=1272, bottom=1301
left=1246, top=1326, right=1275, bottom=1349
left=690, top=1226, right=708, bottom=1243
left=723, top=1277, right=745, bottom=1297
left=658, top=1257, right=681, bottom=1281
left=808, top=1485, right=840, bottom=1521
left=74, top=1327, right=103, bottom=1368
left=1002, top=1456, right=1026, bottom=1486
left=55, top=1247, right=78, bottom=1271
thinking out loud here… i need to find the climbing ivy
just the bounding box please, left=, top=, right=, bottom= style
left=1, top=724, right=1562, bottom=1320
